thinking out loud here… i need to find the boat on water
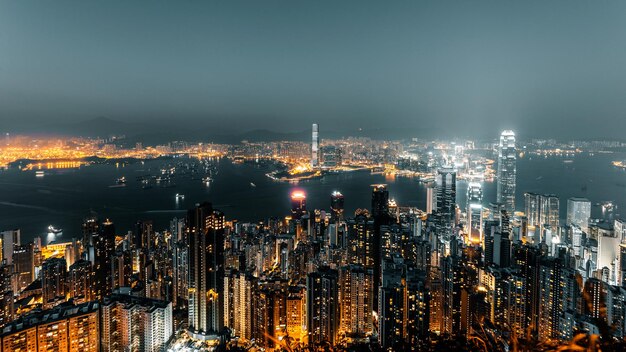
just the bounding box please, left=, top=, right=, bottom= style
left=175, top=193, right=185, bottom=200
left=35, top=171, right=45, bottom=177
left=116, top=176, right=127, bottom=185
left=47, top=225, right=62, bottom=234
left=250, top=182, right=256, bottom=187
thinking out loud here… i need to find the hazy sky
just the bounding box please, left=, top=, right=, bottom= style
left=1, top=0, right=626, bottom=139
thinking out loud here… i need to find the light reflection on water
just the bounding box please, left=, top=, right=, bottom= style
left=0, top=153, right=623, bottom=242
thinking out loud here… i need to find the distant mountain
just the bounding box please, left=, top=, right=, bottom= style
left=41, top=117, right=144, bottom=138
left=237, top=129, right=310, bottom=142
left=34, top=117, right=411, bottom=144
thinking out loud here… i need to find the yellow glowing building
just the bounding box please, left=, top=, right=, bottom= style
left=0, top=301, right=99, bottom=352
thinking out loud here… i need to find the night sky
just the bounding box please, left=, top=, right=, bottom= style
left=1, top=0, right=626, bottom=139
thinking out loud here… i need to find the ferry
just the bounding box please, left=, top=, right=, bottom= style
left=47, top=225, right=62, bottom=234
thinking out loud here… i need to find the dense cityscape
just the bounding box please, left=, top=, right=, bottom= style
left=4, top=1, right=626, bottom=351
left=0, top=125, right=625, bottom=351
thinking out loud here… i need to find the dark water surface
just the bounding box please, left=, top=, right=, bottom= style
left=1, top=153, right=625, bottom=243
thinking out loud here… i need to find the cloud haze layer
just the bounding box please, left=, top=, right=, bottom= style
left=1, top=0, right=626, bottom=139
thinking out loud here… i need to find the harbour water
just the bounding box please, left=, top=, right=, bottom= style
left=0, top=152, right=625, bottom=243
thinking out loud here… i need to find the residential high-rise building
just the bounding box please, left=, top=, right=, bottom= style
left=338, top=265, right=373, bottom=337
left=371, top=184, right=390, bottom=303
left=0, top=301, right=100, bottom=352
left=378, top=282, right=404, bottom=348
left=497, top=130, right=516, bottom=214
left=307, top=267, right=340, bottom=346
left=311, top=123, right=319, bottom=167
left=111, top=250, right=132, bottom=292
left=187, top=202, right=226, bottom=338
left=68, top=259, right=95, bottom=304
left=567, top=197, right=591, bottom=233
left=172, top=241, right=188, bottom=308
left=0, top=265, right=14, bottom=326
left=538, top=256, right=571, bottom=340
left=41, top=257, right=68, bottom=309
left=224, top=271, right=254, bottom=341
left=13, top=243, right=34, bottom=291
left=101, top=294, right=173, bottom=352
left=514, top=244, right=541, bottom=334
left=405, top=268, right=430, bottom=345
left=346, top=211, right=375, bottom=267
left=93, top=219, right=116, bottom=299
left=285, top=286, right=306, bottom=344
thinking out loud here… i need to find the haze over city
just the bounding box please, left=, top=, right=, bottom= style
left=2, top=0, right=626, bottom=139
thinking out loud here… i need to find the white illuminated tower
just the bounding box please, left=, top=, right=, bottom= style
left=567, top=197, right=591, bottom=233
left=311, top=123, right=319, bottom=167
left=497, top=130, right=516, bottom=214
left=466, top=182, right=483, bottom=244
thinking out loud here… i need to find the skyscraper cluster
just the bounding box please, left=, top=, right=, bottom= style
left=1, top=129, right=625, bottom=351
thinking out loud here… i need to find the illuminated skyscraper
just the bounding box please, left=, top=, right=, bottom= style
left=525, top=193, right=560, bottom=234
left=539, top=194, right=560, bottom=233
left=426, top=182, right=435, bottom=214
left=435, top=168, right=456, bottom=225
left=371, top=184, right=390, bottom=219
left=311, top=123, right=319, bottom=167
left=291, top=191, right=307, bottom=220
left=0, top=229, right=20, bottom=265
left=524, top=192, right=541, bottom=227
left=330, top=191, right=345, bottom=222
left=187, top=202, right=225, bottom=339
left=497, top=130, right=516, bottom=214
left=567, top=197, right=591, bottom=233
left=466, top=182, right=483, bottom=243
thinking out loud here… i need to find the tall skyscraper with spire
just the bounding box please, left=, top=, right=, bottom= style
left=497, top=130, right=517, bottom=214
left=311, top=123, right=319, bottom=168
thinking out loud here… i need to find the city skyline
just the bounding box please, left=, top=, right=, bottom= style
left=0, top=126, right=626, bottom=350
